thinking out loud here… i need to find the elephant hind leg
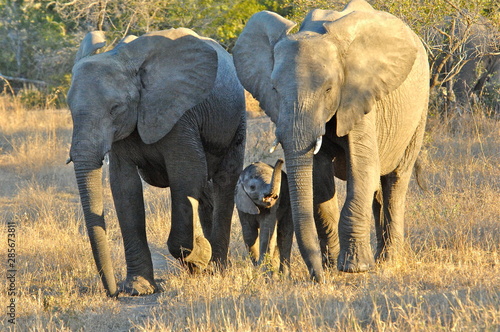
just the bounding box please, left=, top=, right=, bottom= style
left=375, top=171, right=411, bottom=261
left=198, top=185, right=214, bottom=239
left=207, top=122, right=246, bottom=267
left=164, top=127, right=212, bottom=273
left=376, top=115, right=426, bottom=262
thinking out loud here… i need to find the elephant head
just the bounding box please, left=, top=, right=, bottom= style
left=233, top=0, right=419, bottom=281
left=67, top=29, right=218, bottom=296
left=235, top=159, right=284, bottom=214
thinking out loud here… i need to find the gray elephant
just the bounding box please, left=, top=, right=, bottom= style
left=67, top=28, right=246, bottom=296
left=235, top=159, right=293, bottom=277
left=233, top=0, right=429, bottom=282
left=449, top=16, right=500, bottom=111
left=474, top=54, right=500, bottom=113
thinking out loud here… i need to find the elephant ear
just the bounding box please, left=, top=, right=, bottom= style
left=233, top=11, right=296, bottom=123
left=75, top=31, right=106, bottom=63
left=324, top=9, right=418, bottom=137
left=300, top=0, right=373, bottom=33
left=115, top=35, right=137, bottom=48
left=120, top=29, right=218, bottom=144
left=235, top=181, right=260, bottom=215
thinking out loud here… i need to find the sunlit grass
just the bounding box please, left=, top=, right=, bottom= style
left=0, top=94, right=498, bottom=331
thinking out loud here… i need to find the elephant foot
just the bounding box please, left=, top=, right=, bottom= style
left=309, top=267, right=325, bottom=283
left=183, top=235, right=212, bottom=274
left=337, top=242, right=374, bottom=273
left=279, top=264, right=291, bottom=280
left=120, top=275, right=157, bottom=296
left=322, top=244, right=340, bottom=269
left=375, top=244, right=402, bottom=264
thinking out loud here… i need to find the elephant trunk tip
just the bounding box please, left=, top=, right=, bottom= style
left=263, top=158, right=284, bottom=203
left=274, top=158, right=284, bottom=169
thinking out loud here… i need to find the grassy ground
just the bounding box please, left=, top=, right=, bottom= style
left=0, top=95, right=499, bottom=331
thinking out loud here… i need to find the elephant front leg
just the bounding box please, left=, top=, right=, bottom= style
left=208, top=132, right=245, bottom=268
left=109, top=153, right=156, bottom=295
left=258, top=210, right=279, bottom=273
left=238, top=213, right=260, bottom=265
left=337, top=121, right=379, bottom=273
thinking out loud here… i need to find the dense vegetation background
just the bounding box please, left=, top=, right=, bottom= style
left=1, top=0, right=499, bottom=111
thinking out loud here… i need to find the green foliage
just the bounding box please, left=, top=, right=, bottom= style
left=0, top=1, right=74, bottom=80
left=1, top=0, right=498, bottom=111
left=159, top=0, right=286, bottom=49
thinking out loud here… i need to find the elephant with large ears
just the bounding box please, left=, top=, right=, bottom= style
left=235, top=159, right=293, bottom=277
left=67, top=28, right=246, bottom=296
left=232, top=0, right=429, bottom=282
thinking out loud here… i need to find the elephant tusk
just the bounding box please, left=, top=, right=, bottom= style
left=313, top=136, right=322, bottom=155
left=269, top=139, right=280, bottom=154
left=104, top=153, right=110, bottom=165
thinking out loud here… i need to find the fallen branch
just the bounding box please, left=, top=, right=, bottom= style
left=0, top=74, right=48, bottom=87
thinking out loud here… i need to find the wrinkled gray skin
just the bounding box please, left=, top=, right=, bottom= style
left=67, top=29, right=246, bottom=296
left=233, top=0, right=429, bottom=282
left=235, top=159, right=293, bottom=277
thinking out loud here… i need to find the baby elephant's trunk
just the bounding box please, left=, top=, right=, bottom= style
left=266, top=159, right=284, bottom=200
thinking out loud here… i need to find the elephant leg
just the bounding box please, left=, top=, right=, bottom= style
left=238, top=212, right=260, bottom=265
left=208, top=126, right=245, bottom=267
left=313, top=151, right=340, bottom=268
left=376, top=114, right=426, bottom=261
left=258, top=210, right=279, bottom=271
left=375, top=171, right=411, bottom=261
left=373, top=188, right=384, bottom=257
left=198, top=185, right=214, bottom=239
left=277, top=209, right=293, bottom=278
left=338, top=116, right=379, bottom=273
left=109, top=153, right=156, bottom=295
left=164, top=133, right=212, bottom=273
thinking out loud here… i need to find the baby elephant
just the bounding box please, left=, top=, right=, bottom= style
left=235, top=159, right=293, bottom=277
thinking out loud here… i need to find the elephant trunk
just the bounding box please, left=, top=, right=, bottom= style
left=73, top=161, right=118, bottom=297
left=283, top=150, right=324, bottom=282
left=266, top=158, right=284, bottom=199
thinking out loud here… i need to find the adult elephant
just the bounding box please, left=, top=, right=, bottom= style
left=67, top=28, right=246, bottom=296
left=233, top=0, right=429, bottom=282
left=445, top=15, right=500, bottom=110
left=474, top=54, right=500, bottom=113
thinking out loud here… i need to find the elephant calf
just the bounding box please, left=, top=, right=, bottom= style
left=235, top=159, right=293, bottom=277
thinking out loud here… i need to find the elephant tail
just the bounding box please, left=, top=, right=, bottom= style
left=413, top=151, right=428, bottom=192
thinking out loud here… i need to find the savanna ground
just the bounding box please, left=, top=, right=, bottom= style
left=0, top=93, right=499, bottom=331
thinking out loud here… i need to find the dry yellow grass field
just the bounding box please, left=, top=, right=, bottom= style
left=0, top=94, right=499, bottom=331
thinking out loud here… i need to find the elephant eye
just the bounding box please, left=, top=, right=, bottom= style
left=110, top=104, right=120, bottom=116
left=250, top=185, right=256, bottom=191
left=325, top=87, right=332, bottom=94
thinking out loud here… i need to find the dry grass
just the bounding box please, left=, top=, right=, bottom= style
left=0, top=94, right=498, bottom=331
